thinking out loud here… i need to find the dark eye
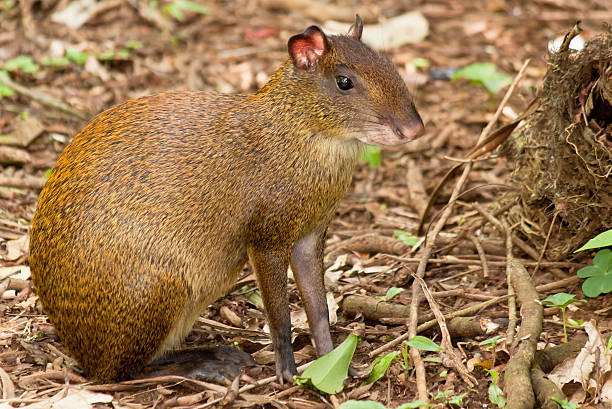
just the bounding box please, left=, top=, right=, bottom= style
left=336, top=75, right=353, bottom=91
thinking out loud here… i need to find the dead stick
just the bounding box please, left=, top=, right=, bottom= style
left=0, top=74, right=88, bottom=120
left=504, top=220, right=518, bottom=348
left=504, top=260, right=543, bottom=409
left=469, top=234, right=489, bottom=278
left=411, top=273, right=476, bottom=386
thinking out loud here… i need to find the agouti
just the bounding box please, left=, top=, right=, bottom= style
left=29, top=16, right=424, bottom=383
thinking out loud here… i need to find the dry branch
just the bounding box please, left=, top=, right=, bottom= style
left=503, top=260, right=543, bottom=409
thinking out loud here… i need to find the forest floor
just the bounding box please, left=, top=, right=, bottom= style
left=1, top=0, right=611, bottom=408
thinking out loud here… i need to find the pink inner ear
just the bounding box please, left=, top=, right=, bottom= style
left=290, top=28, right=328, bottom=70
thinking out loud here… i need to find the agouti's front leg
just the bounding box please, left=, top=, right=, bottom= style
left=290, top=226, right=334, bottom=356
left=247, top=247, right=298, bottom=384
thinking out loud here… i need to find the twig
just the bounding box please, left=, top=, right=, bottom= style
left=533, top=212, right=558, bottom=276
left=469, top=234, right=489, bottom=278
left=0, top=75, right=88, bottom=120
left=505, top=219, right=518, bottom=348
left=411, top=273, right=476, bottom=386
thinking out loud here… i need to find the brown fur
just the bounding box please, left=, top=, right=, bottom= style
left=29, top=26, right=423, bottom=382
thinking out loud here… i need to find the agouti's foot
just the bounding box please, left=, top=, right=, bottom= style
left=140, top=346, right=255, bottom=384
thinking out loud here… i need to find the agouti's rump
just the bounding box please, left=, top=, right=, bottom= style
left=29, top=15, right=424, bottom=383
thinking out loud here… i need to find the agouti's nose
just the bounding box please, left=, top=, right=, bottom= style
left=394, top=116, right=425, bottom=141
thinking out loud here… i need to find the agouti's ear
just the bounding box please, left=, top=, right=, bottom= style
left=348, top=14, right=363, bottom=40
left=288, top=26, right=330, bottom=71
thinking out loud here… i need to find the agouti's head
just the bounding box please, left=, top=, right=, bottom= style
left=281, top=15, right=424, bottom=145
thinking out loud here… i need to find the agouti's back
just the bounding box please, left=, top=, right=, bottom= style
left=30, top=17, right=424, bottom=382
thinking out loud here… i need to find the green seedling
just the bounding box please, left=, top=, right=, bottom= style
left=40, top=57, right=70, bottom=67
left=367, top=351, right=399, bottom=384
left=577, top=249, right=612, bottom=298
left=485, top=369, right=506, bottom=408
left=542, top=293, right=586, bottom=343
left=66, top=50, right=89, bottom=65
left=394, top=230, right=419, bottom=247
left=295, top=334, right=358, bottom=394
left=452, top=63, right=512, bottom=94
left=361, top=145, right=381, bottom=169
left=4, top=55, right=39, bottom=74
left=376, top=287, right=404, bottom=302
left=405, top=336, right=443, bottom=352
left=411, top=57, right=430, bottom=68
left=551, top=397, right=580, bottom=409
left=479, top=335, right=502, bottom=350
left=0, top=70, right=15, bottom=98
left=163, top=0, right=209, bottom=21
left=575, top=229, right=612, bottom=252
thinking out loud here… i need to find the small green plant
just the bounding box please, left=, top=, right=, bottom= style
left=542, top=293, right=586, bottom=342
left=66, top=50, right=89, bottom=65
left=394, top=230, right=419, bottom=247
left=367, top=351, right=399, bottom=383
left=485, top=369, right=506, bottom=408
left=295, top=334, right=358, bottom=394
left=551, top=397, right=580, bottom=409
left=452, top=63, right=512, bottom=94
left=376, top=287, right=404, bottom=302
left=479, top=335, right=502, bottom=350
left=434, top=390, right=468, bottom=407
left=163, top=0, right=209, bottom=21
left=411, top=57, right=430, bottom=68
left=405, top=336, right=443, bottom=352
left=575, top=229, right=612, bottom=252
left=40, top=57, right=70, bottom=67
left=577, top=249, right=612, bottom=298
left=4, top=55, right=39, bottom=74
left=361, top=145, right=381, bottom=169
left=0, top=70, right=15, bottom=98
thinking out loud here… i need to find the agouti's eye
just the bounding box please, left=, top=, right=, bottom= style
left=336, top=76, right=353, bottom=91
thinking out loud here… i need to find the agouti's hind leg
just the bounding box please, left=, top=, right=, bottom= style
left=140, top=346, right=255, bottom=383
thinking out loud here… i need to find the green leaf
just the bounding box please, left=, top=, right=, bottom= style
left=396, top=401, right=435, bottom=409
left=479, top=335, right=502, bottom=349
left=126, top=40, right=143, bottom=49
left=367, top=351, right=399, bottom=383
left=4, top=55, right=39, bottom=74
left=575, top=229, right=612, bottom=252
left=66, top=50, right=89, bottom=65
left=606, top=335, right=612, bottom=354
left=452, top=63, right=512, bottom=94
left=542, top=292, right=585, bottom=308
left=394, top=230, right=419, bottom=247
left=405, top=336, right=443, bottom=352
left=577, top=249, right=612, bottom=297
left=449, top=392, right=468, bottom=406
left=163, top=0, right=209, bottom=21
left=240, top=286, right=264, bottom=309
left=338, top=401, right=386, bottom=409
left=488, top=380, right=506, bottom=408
left=45, top=169, right=53, bottom=179
left=361, top=145, right=381, bottom=169
left=384, top=287, right=404, bottom=301
left=40, top=57, right=70, bottom=67
left=551, top=397, right=580, bottom=409
left=296, top=334, right=358, bottom=394
left=0, top=70, right=15, bottom=98
left=411, top=57, right=430, bottom=68
left=434, top=390, right=453, bottom=400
